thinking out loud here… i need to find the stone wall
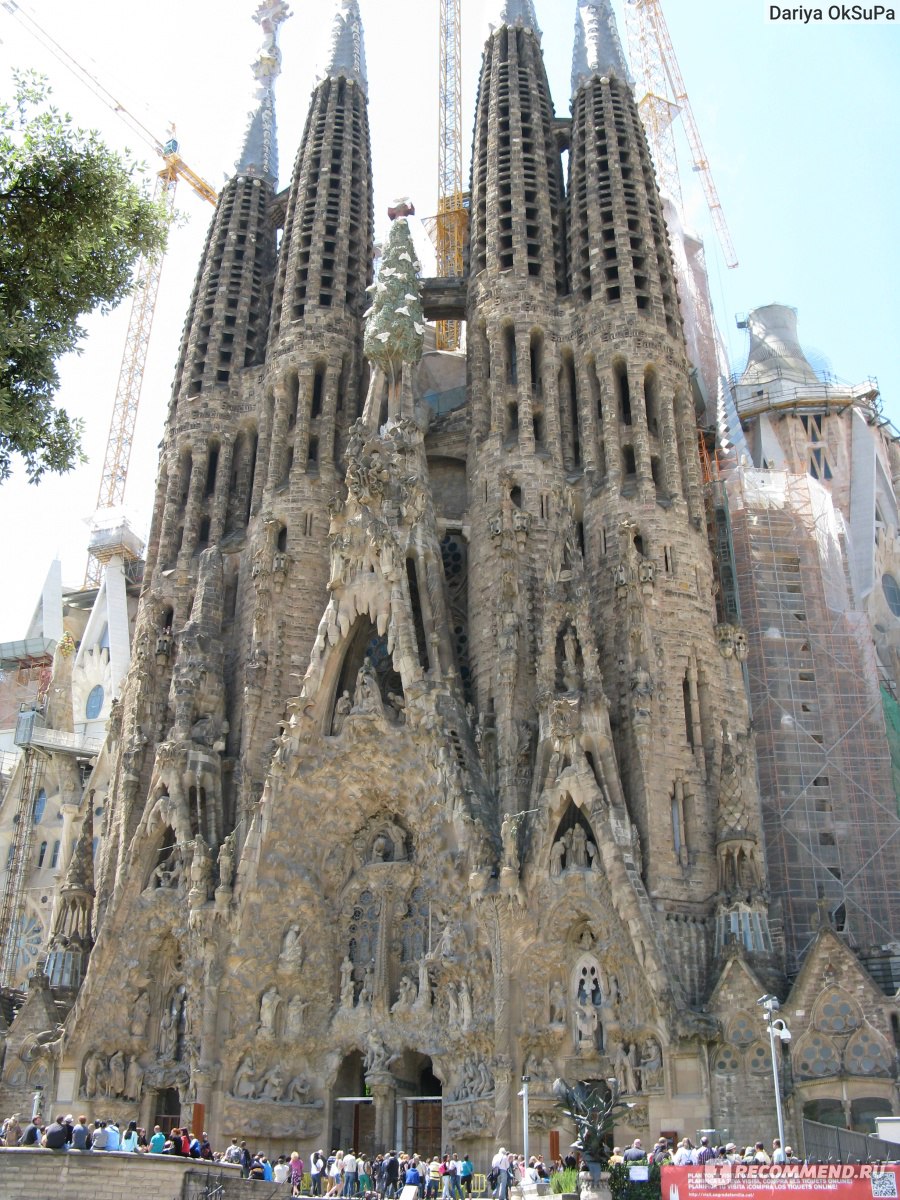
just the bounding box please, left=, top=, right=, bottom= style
left=0, top=1147, right=243, bottom=1200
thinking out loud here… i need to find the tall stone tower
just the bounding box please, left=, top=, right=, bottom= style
left=11, top=0, right=896, bottom=1158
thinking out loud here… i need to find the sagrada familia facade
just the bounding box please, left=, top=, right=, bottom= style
left=1, top=0, right=897, bottom=1158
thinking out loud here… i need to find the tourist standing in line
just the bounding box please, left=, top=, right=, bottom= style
left=491, top=1147, right=511, bottom=1200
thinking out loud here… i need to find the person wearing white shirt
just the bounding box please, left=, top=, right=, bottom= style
left=491, top=1148, right=511, bottom=1200
left=343, top=1150, right=359, bottom=1196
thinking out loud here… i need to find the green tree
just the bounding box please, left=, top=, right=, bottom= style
left=0, top=72, right=170, bottom=483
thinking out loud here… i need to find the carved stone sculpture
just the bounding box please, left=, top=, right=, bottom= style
left=259, top=986, right=281, bottom=1035
left=279, top=925, right=304, bottom=966
left=131, top=991, right=151, bottom=1039
left=549, top=979, right=566, bottom=1025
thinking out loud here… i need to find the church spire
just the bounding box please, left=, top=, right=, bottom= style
left=323, top=0, right=368, bottom=97
left=236, top=0, right=291, bottom=186
left=488, top=0, right=542, bottom=37
left=571, top=0, right=631, bottom=97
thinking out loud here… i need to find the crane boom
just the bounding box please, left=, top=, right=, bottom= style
left=436, top=0, right=466, bottom=351
left=1, top=0, right=219, bottom=583
left=625, top=0, right=737, bottom=269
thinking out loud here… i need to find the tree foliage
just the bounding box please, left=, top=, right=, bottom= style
left=363, top=216, right=425, bottom=386
left=0, top=72, right=170, bottom=483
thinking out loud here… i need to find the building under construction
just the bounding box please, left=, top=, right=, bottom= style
left=722, top=304, right=900, bottom=983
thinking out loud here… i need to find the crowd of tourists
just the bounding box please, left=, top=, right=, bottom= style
left=1, top=1112, right=806, bottom=1190
left=0, top=1112, right=214, bottom=1157
left=607, top=1136, right=801, bottom=1166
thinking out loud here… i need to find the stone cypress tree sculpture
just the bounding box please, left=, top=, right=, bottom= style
left=363, top=217, right=425, bottom=406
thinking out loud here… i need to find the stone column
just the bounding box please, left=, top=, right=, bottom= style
left=209, top=439, right=235, bottom=544
left=516, top=331, right=535, bottom=453
left=369, top=1077, right=396, bottom=1152
left=179, top=447, right=208, bottom=567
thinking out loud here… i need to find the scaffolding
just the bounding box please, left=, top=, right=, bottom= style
left=726, top=467, right=900, bottom=974
left=699, top=436, right=741, bottom=625
left=0, top=747, right=45, bottom=987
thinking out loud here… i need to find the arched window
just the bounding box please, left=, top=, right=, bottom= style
left=85, top=685, right=104, bottom=720
left=50, top=840, right=60, bottom=869
left=37, top=841, right=47, bottom=867
left=33, top=789, right=47, bottom=824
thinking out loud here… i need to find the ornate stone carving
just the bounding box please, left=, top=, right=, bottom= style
left=279, top=925, right=304, bottom=967
left=258, top=986, right=281, bottom=1035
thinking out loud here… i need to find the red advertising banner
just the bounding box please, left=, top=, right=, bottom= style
left=662, top=1163, right=900, bottom=1200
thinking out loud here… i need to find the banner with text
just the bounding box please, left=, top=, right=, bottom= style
left=662, top=1163, right=899, bottom=1200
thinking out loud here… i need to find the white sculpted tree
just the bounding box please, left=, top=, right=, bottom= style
left=363, top=215, right=425, bottom=408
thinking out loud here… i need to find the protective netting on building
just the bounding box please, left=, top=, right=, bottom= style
left=726, top=468, right=900, bottom=974
left=880, top=686, right=900, bottom=818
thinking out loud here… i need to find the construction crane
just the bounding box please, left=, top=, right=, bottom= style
left=435, top=0, right=467, bottom=351
left=1, top=1, right=218, bottom=584
left=623, top=0, right=738, bottom=269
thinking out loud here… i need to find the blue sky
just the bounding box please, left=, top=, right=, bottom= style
left=0, top=0, right=897, bottom=638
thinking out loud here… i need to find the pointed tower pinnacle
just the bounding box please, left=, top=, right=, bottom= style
left=571, top=0, right=631, bottom=97
left=487, top=0, right=542, bottom=37
left=323, top=0, right=368, bottom=97
left=236, top=0, right=292, bottom=186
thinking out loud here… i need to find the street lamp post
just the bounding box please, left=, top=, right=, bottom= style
left=520, top=1076, right=531, bottom=1164
left=758, top=995, right=791, bottom=1148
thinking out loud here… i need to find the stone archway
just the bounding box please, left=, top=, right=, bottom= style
left=332, top=1051, right=372, bottom=1155
left=393, top=1051, right=442, bottom=1158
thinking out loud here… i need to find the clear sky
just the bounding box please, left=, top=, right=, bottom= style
left=0, top=0, right=897, bottom=639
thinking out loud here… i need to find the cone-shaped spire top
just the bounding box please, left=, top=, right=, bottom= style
left=323, top=0, right=368, bottom=97
left=59, top=824, right=95, bottom=901
left=236, top=1, right=291, bottom=186
left=487, top=0, right=542, bottom=37
left=571, top=0, right=631, bottom=97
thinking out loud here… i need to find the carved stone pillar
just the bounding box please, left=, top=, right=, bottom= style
left=369, top=1077, right=396, bottom=1151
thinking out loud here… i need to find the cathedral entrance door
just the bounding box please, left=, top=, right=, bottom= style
left=394, top=1054, right=442, bottom=1157
left=355, top=1099, right=377, bottom=1157
left=334, top=1051, right=374, bottom=1154
left=153, top=1087, right=181, bottom=1133
left=401, top=1098, right=442, bottom=1158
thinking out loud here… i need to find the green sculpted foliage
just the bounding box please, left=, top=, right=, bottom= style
left=363, top=217, right=425, bottom=385
left=0, top=73, right=170, bottom=483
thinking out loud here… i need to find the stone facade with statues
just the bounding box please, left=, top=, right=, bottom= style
left=0, top=0, right=896, bottom=1158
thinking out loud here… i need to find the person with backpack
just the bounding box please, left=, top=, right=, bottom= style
left=490, top=1148, right=511, bottom=1200
left=241, top=1141, right=254, bottom=1178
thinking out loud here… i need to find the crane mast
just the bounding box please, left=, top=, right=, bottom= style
left=1, top=1, right=217, bottom=583
left=624, top=0, right=738, bottom=269
left=436, top=0, right=466, bottom=352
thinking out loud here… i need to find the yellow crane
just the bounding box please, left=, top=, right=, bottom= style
left=435, top=0, right=467, bottom=351
left=2, top=1, right=218, bottom=584
left=623, top=0, right=738, bottom=269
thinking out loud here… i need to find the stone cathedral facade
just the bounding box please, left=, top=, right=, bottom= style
left=4, top=0, right=897, bottom=1156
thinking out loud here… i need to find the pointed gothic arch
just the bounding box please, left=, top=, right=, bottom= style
left=843, top=1025, right=892, bottom=1076
left=330, top=616, right=404, bottom=733
left=812, top=987, right=863, bottom=1034
left=549, top=798, right=598, bottom=875
left=145, top=823, right=182, bottom=891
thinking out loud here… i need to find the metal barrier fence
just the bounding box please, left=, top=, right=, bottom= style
left=802, top=1119, right=900, bottom=1163
left=184, top=1170, right=226, bottom=1200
